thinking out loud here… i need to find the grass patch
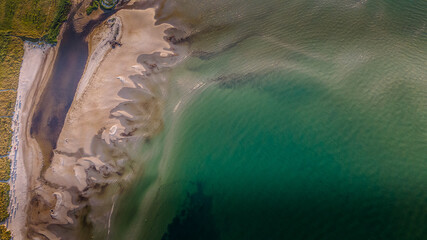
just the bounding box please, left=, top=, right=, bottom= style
left=0, top=118, right=12, bottom=156
left=0, top=0, right=58, bottom=38
left=0, top=0, right=73, bottom=233
left=0, top=183, right=9, bottom=221
left=86, top=0, right=100, bottom=16
left=0, top=0, right=72, bottom=43
left=0, top=34, right=24, bottom=90
left=87, top=0, right=118, bottom=15
left=0, top=225, right=11, bottom=240
left=43, top=0, right=71, bottom=43
left=0, top=90, right=16, bottom=116
left=0, top=158, right=10, bottom=181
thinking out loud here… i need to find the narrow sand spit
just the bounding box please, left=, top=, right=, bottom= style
left=75, top=16, right=123, bottom=101
left=27, top=7, right=188, bottom=239
left=7, top=42, right=53, bottom=240
left=58, top=9, right=173, bottom=154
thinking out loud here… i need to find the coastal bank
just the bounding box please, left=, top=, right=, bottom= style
left=17, top=0, right=189, bottom=238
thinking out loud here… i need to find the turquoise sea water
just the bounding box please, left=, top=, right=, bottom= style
left=111, top=0, right=427, bottom=239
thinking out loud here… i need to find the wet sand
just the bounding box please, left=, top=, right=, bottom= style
left=7, top=42, right=56, bottom=240
left=30, top=5, right=117, bottom=166
left=25, top=6, right=187, bottom=239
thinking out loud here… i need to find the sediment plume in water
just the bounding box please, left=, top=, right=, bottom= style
left=25, top=1, right=190, bottom=239
left=24, top=0, right=427, bottom=239
left=109, top=0, right=427, bottom=240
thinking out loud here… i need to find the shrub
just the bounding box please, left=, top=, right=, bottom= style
left=0, top=118, right=12, bottom=156
left=0, top=158, right=10, bottom=181
left=0, top=183, right=9, bottom=221
left=0, top=225, right=10, bottom=240
left=86, top=0, right=99, bottom=15
left=0, top=91, right=17, bottom=116
left=0, top=34, right=24, bottom=90
left=43, top=0, right=72, bottom=43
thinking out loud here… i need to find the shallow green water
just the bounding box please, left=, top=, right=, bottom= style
left=111, top=0, right=427, bottom=239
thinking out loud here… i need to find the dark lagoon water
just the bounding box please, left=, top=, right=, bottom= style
left=30, top=9, right=115, bottom=161
left=111, top=0, right=427, bottom=239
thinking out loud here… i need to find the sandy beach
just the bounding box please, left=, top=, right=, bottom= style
left=7, top=42, right=55, bottom=240
left=22, top=5, right=187, bottom=238
left=5, top=0, right=425, bottom=239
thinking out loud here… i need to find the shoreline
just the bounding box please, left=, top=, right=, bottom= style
left=24, top=5, right=188, bottom=239
left=75, top=16, right=123, bottom=102
left=2, top=1, right=125, bottom=239
left=7, top=42, right=55, bottom=240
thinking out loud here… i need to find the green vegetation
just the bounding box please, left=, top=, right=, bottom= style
left=0, top=91, right=16, bottom=117
left=0, top=32, right=18, bottom=235
left=0, top=118, right=12, bottom=156
left=43, top=0, right=71, bottom=43
left=0, top=0, right=72, bottom=233
left=1, top=0, right=58, bottom=38
left=0, top=183, right=9, bottom=221
left=0, top=34, right=24, bottom=90
left=0, top=33, right=19, bottom=234
left=0, top=34, right=20, bottom=197
left=87, top=0, right=118, bottom=15
left=0, top=0, right=71, bottom=43
left=86, top=0, right=100, bottom=16
left=0, top=158, right=10, bottom=181
left=0, top=226, right=10, bottom=240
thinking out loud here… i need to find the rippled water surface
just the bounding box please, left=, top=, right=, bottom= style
left=111, top=0, right=427, bottom=239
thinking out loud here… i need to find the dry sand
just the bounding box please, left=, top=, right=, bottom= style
left=25, top=7, right=187, bottom=239
left=54, top=8, right=172, bottom=157
left=7, top=42, right=55, bottom=240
